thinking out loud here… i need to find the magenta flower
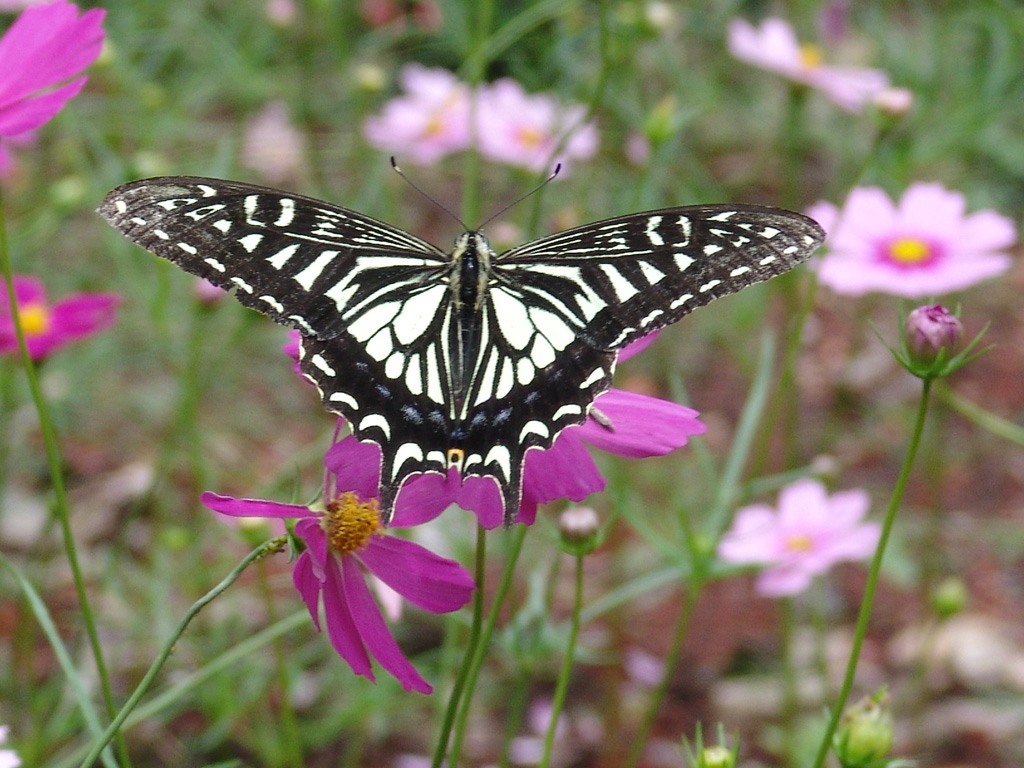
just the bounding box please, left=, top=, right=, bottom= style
left=476, top=78, right=598, bottom=173
left=808, top=183, right=1016, bottom=297
left=727, top=17, right=889, bottom=113
left=203, top=467, right=475, bottom=694
left=0, top=275, right=119, bottom=360
left=717, top=478, right=880, bottom=597
left=363, top=64, right=471, bottom=165
left=0, top=0, right=105, bottom=137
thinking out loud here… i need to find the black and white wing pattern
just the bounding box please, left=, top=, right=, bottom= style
left=99, top=177, right=824, bottom=526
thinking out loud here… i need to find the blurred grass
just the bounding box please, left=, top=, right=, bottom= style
left=2, top=1, right=1024, bottom=766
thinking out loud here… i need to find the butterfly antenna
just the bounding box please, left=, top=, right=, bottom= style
left=390, top=157, right=469, bottom=231
left=477, top=163, right=561, bottom=231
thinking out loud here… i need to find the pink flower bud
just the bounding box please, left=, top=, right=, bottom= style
left=905, top=304, right=963, bottom=366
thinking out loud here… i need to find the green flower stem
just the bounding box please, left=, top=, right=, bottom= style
left=779, top=596, right=799, bottom=763
left=624, top=565, right=705, bottom=768
left=259, top=560, right=303, bottom=767
left=459, top=0, right=494, bottom=229
left=78, top=537, right=288, bottom=768
left=539, top=553, right=584, bottom=768
left=437, top=523, right=528, bottom=768
left=811, top=378, right=934, bottom=768
left=0, top=552, right=118, bottom=768
left=431, top=523, right=488, bottom=768
left=0, top=185, right=131, bottom=768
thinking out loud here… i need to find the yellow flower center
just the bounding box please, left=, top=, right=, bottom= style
left=19, top=303, right=50, bottom=337
left=424, top=113, right=445, bottom=137
left=800, top=43, right=823, bottom=69
left=786, top=534, right=813, bottom=552
left=516, top=125, right=544, bottom=149
left=321, top=492, right=381, bottom=554
left=887, top=237, right=931, bottom=264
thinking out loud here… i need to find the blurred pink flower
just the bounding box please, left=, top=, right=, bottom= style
left=717, top=478, right=879, bottom=597
left=0, top=129, right=36, bottom=178
left=727, top=17, right=889, bottom=112
left=363, top=64, right=471, bottom=165
left=0, top=0, right=105, bottom=137
left=476, top=78, right=598, bottom=172
left=324, top=336, right=704, bottom=530
left=808, top=183, right=1016, bottom=297
left=203, top=466, right=474, bottom=694
left=0, top=275, right=119, bottom=360
left=242, top=101, right=304, bottom=183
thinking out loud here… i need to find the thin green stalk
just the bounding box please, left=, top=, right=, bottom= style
left=459, top=0, right=494, bottom=228
left=539, top=554, right=584, bottom=768
left=431, top=524, right=489, bottom=768
left=937, top=384, right=1024, bottom=447
left=258, top=560, right=303, bottom=767
left=626, top=333, right=778, bottom=768
left=810, top=379, right=934, bottom=768
left=0, top=185, right=131, bottom=767
left=78, top=537, right=288, bottom=768
left=779, top=597, right=798, bottom=768
left=0, top=553, right=118, bottom=768
left=442, top=523, right=528, bottom=768
left=624, top=568, right=704, bottom=768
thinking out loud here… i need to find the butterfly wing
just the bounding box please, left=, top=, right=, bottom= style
left=100, top=177, right=462, bottom=521
left=451, top=205, right=824, bottom=521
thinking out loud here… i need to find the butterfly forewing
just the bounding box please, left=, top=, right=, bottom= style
left=497, top=204, right=823, bottom=350
left=99, top=177, right=824, bottom=526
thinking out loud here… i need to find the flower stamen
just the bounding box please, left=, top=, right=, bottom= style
left=886, top=236, right=933, bottom=265
left=799, top=43, right=823, bottom=69
left=785, top=533, right=813, bottom=552
left=322, top=492, right=381, bottom=554
left=18, top=303, right=50, bottom=337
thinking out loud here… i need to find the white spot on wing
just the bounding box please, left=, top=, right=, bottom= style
left=204, top=257, right=225, bottom=272
left=729, top=266, right=752, bottom=278
left=699, top=279, right=722, bottom=293
left=268, top=243, right=300, bottom=269
left=519, top=420, right=550, bottom=442
left=673, top=252, right=694, bottom=272
left=645, top=216, right=664, bottom=246
left=274, top=198, right=296, bottom=227
left=177, top=242, right=198, bottom=255
left=600, top=264, right=639, bottom=302
left=293, top=250, right=339, bottom=290
left=238, top=233, right=264, bottom=253
left=490, top=287, right=534, bottom=350
left=392, top=285, right=447, bottom=346
left=359, top=413, right=392, bottom=441
left=310, top=354, right=336, bottom=377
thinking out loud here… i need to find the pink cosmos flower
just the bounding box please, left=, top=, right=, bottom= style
left=0, top=129, right=35, bottom=178
left=202, top=465, right=475, bottom=694
left=808, top=183, right=1016, bottom=297
left=475, top=78, right=598, bottom=173
left=0, top=275, right=119, bottom=360
left=727, top=17, right=889, bottom=113
left=0, top=0, right=105, bottom=137
left=717, top=478, right=880, bottom=597
left=242, top=101, right=304, bottom=183
left=363, top=64, right=471, bottom=165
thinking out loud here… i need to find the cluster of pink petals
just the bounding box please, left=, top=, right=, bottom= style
left=808, top=182, right=1016, bottom=297
left=727, top=17, right=889, bottom=113
left=203, top=459, right=475, bottom=694
left=0, top=275, right=119, bottom=360
left=0, top=0, right=105, bottom=137
left=363, top=65, right=472, bottom=165
left=241, top=101, right=305, bottom=183
left=363, top=64, right=598, bottom=171
left=717, top=478, right=880, bottom=597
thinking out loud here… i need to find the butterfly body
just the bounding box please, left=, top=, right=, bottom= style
left=99, top=177, right=824, bottom=525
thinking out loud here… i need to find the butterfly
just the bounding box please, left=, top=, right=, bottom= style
left=99, top=176, right=824, bottom=526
